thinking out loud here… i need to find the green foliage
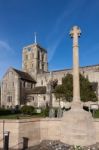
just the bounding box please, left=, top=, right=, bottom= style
left=54, top=73, right=97, bottom=102
left=41, top=107, right=49, bottom=117
left=73, top=145, right=83, bottom=150
left=21, top=105, right=35, bottom=115
left=93, top=110, right=99, bottom=118
left=80, top=74, right=97, bottom=102
left=62, top=74, right=73, bottom=102
left=0, top=108, right=12, bottom=116
left=54, top=85, right=64, bottom=105
left=54, top=74, right=73, bottom=102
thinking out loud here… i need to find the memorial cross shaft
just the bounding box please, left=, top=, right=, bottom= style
left=70, top=26, right=81, bottom=103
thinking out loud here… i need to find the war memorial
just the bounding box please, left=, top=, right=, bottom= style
left=1, top=26, right=99, bottom=150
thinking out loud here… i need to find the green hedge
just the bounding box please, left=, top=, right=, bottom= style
left=41, top=108, right=49, bottom=117
left=0, top=109, right=12, bottom=116
left=21, top=106, right=35, bottom=115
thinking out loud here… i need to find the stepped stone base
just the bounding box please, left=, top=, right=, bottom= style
left=61, top=102, right=96, bottom=146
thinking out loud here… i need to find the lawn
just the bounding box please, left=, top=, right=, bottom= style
left=0, top=114, right=18, bottom=119
left=93, top=110, right=99, bottom=118
left=0, top=114, right=44, bottom=119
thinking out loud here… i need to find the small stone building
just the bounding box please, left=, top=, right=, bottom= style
left=1, top=42, right=99, bottom=108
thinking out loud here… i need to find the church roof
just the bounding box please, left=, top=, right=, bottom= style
left=31, top=86, right=46, bottom=94
left=48, top=64, right=99, bottom=73
left=13, top=68, right=36, bottom=83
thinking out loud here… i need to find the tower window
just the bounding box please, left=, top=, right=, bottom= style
left=41, top=80, right=43, bottom=85
left=28, top=47, right=31, bottom=51
left=38, top=51, right=40, bottom=60
left=25, top=55, right=28, bottom=60
left=42, top=64, right=44, bottom=70
left=7, top=96, right=12, bottom=102
left=42, top=54, right=44, bottom=62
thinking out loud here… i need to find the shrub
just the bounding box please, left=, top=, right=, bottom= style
left=0, top=108, right=12, bottom=116
left=41, top=107, right=49, bottom=117
left=21, top=105, right=35, bottom=115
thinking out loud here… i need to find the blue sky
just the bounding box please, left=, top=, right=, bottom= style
left=0, top=0, right=99, bottom=79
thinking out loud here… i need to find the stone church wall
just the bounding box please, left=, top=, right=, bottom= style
left=1, top=69, right=20, bottom=108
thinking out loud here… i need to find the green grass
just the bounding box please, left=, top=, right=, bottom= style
left=0, top=114, right=44, bottom=119
left=0, top=114, right=20, bottom=119
left=93, top=110, right=99, bottom=118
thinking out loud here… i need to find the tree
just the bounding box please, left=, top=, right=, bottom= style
left=55, top=85, right=64, bottom=106
left=62, top=74, right=73, bottom=102
left=80, top=74, right=97, bottom=102
left=54, top=73, right=97, bottom=102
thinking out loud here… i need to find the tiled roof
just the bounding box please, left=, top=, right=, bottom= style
left=13, top=68, right=36, bottom=83
left=31, top=86, right=46, bottom=94
left=48, top=64, right=99, bottom=73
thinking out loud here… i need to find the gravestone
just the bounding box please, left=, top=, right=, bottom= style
left=49, top=108, right=55, bottom=118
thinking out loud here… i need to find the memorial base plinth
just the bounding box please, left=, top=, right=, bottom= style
left=61, top=102, right=96, bottom=146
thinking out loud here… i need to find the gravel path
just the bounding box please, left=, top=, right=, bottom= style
left=28, top=140, right=99, bottom=150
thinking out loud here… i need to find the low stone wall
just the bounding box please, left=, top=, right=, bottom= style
left=0, top=118, right=99, bottom=149
left=0, top=120, right=19, bottom=149
left=93, top=119, right=99, bottom=142
left=0, top=118, right=61, bottom=149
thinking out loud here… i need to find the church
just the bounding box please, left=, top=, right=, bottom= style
left=1, top=40, right=99, bottom=108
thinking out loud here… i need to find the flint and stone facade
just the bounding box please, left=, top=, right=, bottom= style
left=1, top=43, right=99, bottom=108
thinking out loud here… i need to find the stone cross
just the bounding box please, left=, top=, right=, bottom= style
left=70, top=26, right=81, bottom=104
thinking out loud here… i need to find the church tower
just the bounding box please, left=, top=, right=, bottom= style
left=22, top=42, right=48, bottom=79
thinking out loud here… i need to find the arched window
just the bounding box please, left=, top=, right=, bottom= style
left=41, top=80, right=43, bottom=85
left=42, top=64, right=44, bottom=71
left=42, top=54, right=44, bottom=62
left=7, top=96, right=12, bottom=102
left=25, top=55, right=28, bottom=60
left=43, top=96, right=46, bottom=101
left=38, top=51, right=40, bottom=60
left=33, top=97, right=34, bottom=101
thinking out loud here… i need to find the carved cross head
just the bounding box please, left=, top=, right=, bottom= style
left=70, top=26, right=81, bottom=38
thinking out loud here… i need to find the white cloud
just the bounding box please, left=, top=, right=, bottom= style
left=47, top=33, right=65, bottom=62
left=0, top=40, right=14, bottom=53
left=0, top=40, right=17, bottom=79
left=47, top=0, right=87, bottom=63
